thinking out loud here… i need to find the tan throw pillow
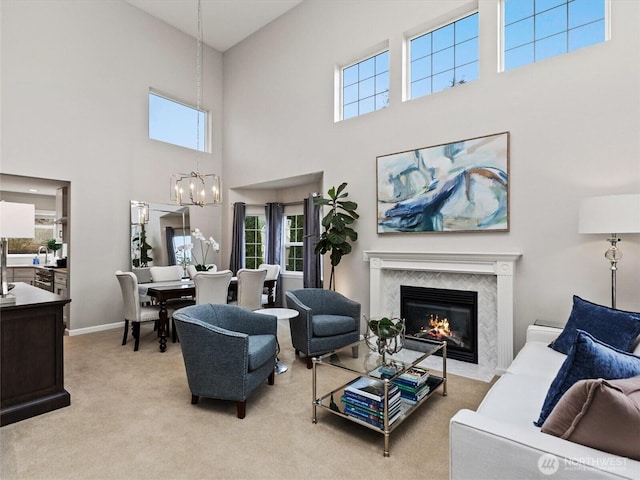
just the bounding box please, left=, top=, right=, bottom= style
left=541, top=376, right=640, bottom=461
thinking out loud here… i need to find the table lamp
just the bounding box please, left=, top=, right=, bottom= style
left=0, top=201, right=35, bottom=304
left=578, top=193, right=640, bottom=309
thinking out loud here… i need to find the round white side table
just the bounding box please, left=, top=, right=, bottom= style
left=254, top=308, right=299, bottom=374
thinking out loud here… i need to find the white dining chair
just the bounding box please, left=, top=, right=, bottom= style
left=235, top=268, right=267, bottom=311
left=258, top=263, right=281, bottom=306
left=116, top=270, right=173, bottom=351
left=194, top=269, right=232, bottom=305
left=150, top=265, right=184, bottom=282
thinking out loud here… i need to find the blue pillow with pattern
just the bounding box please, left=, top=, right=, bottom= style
left=535, top=329, right=640, bottom=427
left=549, top=296, right=640, bottom=354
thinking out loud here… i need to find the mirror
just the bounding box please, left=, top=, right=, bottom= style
left=130, top=201, right=190, bottom=271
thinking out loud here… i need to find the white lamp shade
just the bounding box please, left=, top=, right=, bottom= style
left=579, top=194, right=640, bottom=234
left=0, top=201, right=35, bottom=238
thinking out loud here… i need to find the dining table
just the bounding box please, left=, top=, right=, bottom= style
left=139, top=277, right=277, bottom=352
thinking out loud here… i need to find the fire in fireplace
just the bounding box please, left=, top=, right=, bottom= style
left=401, top=285, right=478, bottom=364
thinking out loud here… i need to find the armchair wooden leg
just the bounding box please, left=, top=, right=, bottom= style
left=306, top=356, right=313, bottom=369
left=351, top=345, right=359, bottom=359
left=268, top=371, right=275, bottom=385
left=121, top=319, right=129, bottom=346
left=236, top=401, right=246, bottom=419
left=191, top=394, right=199, bottom=405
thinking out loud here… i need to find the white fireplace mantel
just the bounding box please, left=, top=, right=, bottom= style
left=363, top=251, right=522, bottom=376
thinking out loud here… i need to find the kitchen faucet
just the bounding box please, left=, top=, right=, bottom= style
left=38, top=246, right=48, bottom=265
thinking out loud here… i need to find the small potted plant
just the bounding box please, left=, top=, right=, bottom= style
left=365, top=316, right=406, bottom=363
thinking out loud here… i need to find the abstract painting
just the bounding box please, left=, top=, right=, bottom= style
left=377, top=132, right=509, bottom=233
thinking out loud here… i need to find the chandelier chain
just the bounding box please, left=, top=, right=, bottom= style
left=195, top=0, right=203, bottom=171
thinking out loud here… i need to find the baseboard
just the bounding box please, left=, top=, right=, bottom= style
left=67, top=322, right=124, bottom=336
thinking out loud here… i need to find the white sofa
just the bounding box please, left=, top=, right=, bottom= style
left=450, top=324, right=640, bottom=480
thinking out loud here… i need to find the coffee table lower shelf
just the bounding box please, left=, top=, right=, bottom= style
left=313, top=374, right=446, bottom=457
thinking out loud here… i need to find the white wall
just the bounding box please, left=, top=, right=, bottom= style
left=1, top=0, right=224, bottom=331
left=223, top=0, right=640, bottom=350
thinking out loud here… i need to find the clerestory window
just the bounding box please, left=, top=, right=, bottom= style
left=503, top=0, right=607, bottom=71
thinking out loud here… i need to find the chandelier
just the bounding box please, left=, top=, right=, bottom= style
left=170, top=0, right=222, bottom=207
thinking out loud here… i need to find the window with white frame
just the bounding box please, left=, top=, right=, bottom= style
left=283, top=214, right=304, bottom=273
left=409, top=12, right=479, bottom=99
left=503, top=0, right=607, bottom=71
left=148, top=91, right=207, bottom=152
left=244, top=214, right=266, bottom=269
left=8, top=210, right=55, bottom=254
left=342, top=50, right=389, bottom=120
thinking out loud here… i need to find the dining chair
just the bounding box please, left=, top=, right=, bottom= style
left=171, top=270, right=232, bottom=342
left=149, top=265, right=184, bottom=282
left=116, top=270, right=173, bottom=351
left=235, top=268, right=267, bottom=311
left=258, top=263, right=281, bottom=307
left=187, top=264, right=217, bottom=279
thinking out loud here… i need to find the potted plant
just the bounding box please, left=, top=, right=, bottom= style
left=314, top=182, right=359, bottom=290
left=132, top=225, right=152, bottom=268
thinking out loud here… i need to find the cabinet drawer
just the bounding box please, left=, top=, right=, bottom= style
left=54, top=272, right=67, bottom=287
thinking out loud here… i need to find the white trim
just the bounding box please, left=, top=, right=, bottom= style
left=67, top=321, right=123, bottom=336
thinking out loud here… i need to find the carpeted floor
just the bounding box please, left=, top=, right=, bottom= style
left=0, top=319, right=493, bottom=480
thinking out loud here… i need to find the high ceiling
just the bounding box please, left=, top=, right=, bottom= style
left=125, top=0, right=303, bottom=52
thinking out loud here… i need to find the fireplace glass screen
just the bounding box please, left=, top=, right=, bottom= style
left=401, top=285, right=478, bottom=364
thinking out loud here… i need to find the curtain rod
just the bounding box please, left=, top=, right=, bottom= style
left=230, top=201, right=304, bottom=207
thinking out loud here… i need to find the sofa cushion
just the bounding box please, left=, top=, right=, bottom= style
left=477, top=372, right=553, bottom=427
left=312, top=314, right=356, bottom=337
left=535, top=330, right=640, bottom=427
left=507, top=340, right=566, bottom=381
left=541, top=376, right=640, bottom=461
left=247, top=334, right=276, bottom=371
left=549, top=295, right=640, bottom=354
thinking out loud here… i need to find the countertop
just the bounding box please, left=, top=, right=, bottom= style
left=8, top=265, right=67, bottom=273
left=0, top=282, right=71, bottom=309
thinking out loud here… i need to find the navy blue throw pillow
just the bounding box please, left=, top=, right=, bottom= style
left=549, top=296, right=640, bottom=355
left=535, top=330, right=640, bottom=427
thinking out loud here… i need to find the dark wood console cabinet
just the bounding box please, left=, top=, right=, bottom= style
left=1, top=282, right=71, bottom=426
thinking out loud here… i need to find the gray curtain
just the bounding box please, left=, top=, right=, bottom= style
left=265, top=202, right=284, bottom=307
left=229, top=202, right=246, bottom=275
left=303, top=193, right=322, bottom=288
left=165, top=227, right=177, bottom=265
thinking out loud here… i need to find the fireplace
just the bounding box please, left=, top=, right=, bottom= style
left=401, top=285, right=478, bottom=364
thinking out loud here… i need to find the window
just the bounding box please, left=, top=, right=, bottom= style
left=283, top=214, right=304, bottom=273
left=244, top=215, right=266, bottom=269
left=409, top=12, right=479, bottom=99
left=503, top=0, right=606, bottom=71
left=8, top=210, right=55, bottom=254
left=173, top=234, right=192, bottom=266
left=148, top=91, right=207, bottom=152
left=342, top=50, right=389, bottom=120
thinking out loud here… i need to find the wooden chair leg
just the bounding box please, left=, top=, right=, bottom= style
left=351, top=345, right=359, bottom=359
left=191, top=394, right=199, bottom=405
left=268, top=370, right=275, bottom=385
left=236, top=401, right=246, bottom=419
left=121, top=319, right=129, bottom=346
left=133, top=322, right=140, bottom=351
left=306, top=356, right=313, bottom=369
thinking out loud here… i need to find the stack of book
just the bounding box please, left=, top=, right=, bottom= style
left=373, top=364, right=431, bottom=405
left=341, top=377, right=402, bottom=429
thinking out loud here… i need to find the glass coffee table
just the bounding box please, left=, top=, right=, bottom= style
left=312, top=338, right=447, bottom=457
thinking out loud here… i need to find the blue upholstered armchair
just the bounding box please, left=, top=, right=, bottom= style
left=285, top=289, right=361, bottom=368
left=172, top=304, right=277, bottom=419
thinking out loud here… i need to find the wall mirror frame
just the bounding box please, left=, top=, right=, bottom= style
left=130, top=201, right=190, bottom=272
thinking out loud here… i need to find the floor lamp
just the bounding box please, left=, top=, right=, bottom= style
left=0, top=201, right=35, bottom=305
left=578, top=194, right=640, bottom=309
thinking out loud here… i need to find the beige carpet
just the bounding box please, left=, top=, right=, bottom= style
left=0, top=319, right=492, bottom=480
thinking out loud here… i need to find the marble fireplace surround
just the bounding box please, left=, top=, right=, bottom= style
left=363, top=251, right=522, bottom=381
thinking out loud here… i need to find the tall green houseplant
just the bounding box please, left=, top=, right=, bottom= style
left=314, top=182, right=359, bottom=290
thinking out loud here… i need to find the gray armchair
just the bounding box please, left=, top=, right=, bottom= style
left=172, top=304, right=277, bottom=419
left=285, top=289, right=361, bottom=368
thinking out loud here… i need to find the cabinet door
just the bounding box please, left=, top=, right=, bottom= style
left=14, top=268, right=35, bottom=285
